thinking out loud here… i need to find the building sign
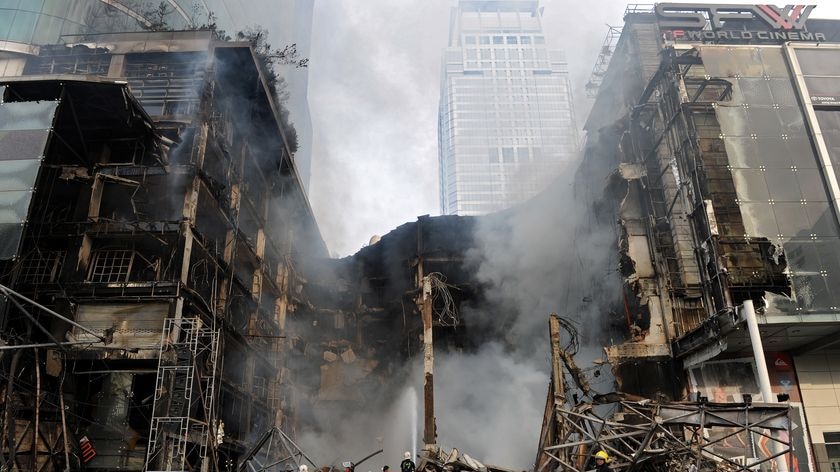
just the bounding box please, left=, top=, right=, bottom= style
left=655, top=4, right=826, bottom=42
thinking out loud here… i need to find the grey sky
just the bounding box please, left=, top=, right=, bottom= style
left=306, top=1, right=840, bottom=256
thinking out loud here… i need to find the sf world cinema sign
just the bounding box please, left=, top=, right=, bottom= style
left=655, top=4, right=826, bottom=42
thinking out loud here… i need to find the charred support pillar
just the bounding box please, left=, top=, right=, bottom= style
left=418, top=275, right=436, bottom=447
left=549, top=314, right=565, bottom=406
left=549, top=314, right=569, bottom=468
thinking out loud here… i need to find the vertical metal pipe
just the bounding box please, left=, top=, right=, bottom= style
left=742, top=299, right=787, bottom=472
left=742, top=300, right=773, bottom=399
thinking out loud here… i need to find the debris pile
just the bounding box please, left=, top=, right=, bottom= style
left=536, top=315, right=793, bottom=472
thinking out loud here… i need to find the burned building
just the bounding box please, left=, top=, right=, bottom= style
left=0, top=31, right=327, bottom=471
left=576, top=4, right=840, bottom=471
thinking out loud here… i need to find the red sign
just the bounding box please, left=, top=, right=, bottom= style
left=79, top=436, right=97, bottom=463
left=773, top=354, right=792, bottom=371
left=655, top=4, right=816, bottom=31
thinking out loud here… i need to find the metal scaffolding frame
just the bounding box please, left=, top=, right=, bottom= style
left=145, top=317, right=220, bottom=472
left=535, top=315, right=793, bottom=472
left=540, top=397, right=792, bottom=472
left=236, top=427, right=317, bottom=472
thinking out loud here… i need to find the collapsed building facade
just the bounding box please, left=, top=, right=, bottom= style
left=562, top=4, right=840, bottom=471
left=0, top=31, right=328, bottom=471
left=0, top=34, right=487, bottom=466
left=0, top=26, right=541, bottom=472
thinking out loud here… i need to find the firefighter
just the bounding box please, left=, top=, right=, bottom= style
left=400, top=452, right=415, bottom=472
left=592, top=450, right=610, bottom=472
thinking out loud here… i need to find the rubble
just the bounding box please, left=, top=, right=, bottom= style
left=536, top=314, right=793, bottom=472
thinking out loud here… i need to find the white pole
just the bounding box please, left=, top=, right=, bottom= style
left=741, top=299, right=788, bottom=472
left=742, top=300, right=773, bottom=400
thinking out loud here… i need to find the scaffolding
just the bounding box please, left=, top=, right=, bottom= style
left=535, top=315, right=793, bottom=472
left=145, top=317, right=221, bottom=472
left=236, top=427, right=318, bottom=472
left=585, top=25, right=623, bottom=98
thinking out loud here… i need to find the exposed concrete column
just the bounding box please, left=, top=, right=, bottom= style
left=418, top=275, right=436, bottom=447
left=107, top=54, right=125, bottom=78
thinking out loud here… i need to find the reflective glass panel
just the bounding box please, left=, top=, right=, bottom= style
left=0, top=189, right=34, bottom=224
left=774, top=202, right=811, bottom=240
left=0, top=159, right=40, bottom=190
left=786, top=137, right=819, bottom=169
left=764, top=168, right=801, bottom=202
left=759, top=47, right=789, bottom=78
left=805, top=202, right=838, bottom=238
left=0, top=224, right=23, bottom=260
left=777, top=107, right=806, bottom=135
left=795, top=48, right=840, bottom=77
left=796, top=168, right=828, bottom=202
left=723, top=137, right=759, bottom=168
left=791, top=273, right=832, bottom=311
left=0, top=101, right=59, bottom=131
left=803, top=77, right=840, bottom=99
left=754, top=137, right=792, bottom=168
left=731, top=169, right=770, bottom=201
left=715, top=106, right=748, bottom=136
left=0, top=129, right=50, bottom=160
left=746, top=108, right=783, bottom=136
left=740, top=202, right=779, bottom=237
left=768, top=78, right=798, bottom=107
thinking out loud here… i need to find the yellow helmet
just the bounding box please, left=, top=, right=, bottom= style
left=593, top=450, right=609, bottom=462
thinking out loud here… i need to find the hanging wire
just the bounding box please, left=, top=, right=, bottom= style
left=556, top=315, right=580, bottom=356
left=427, top=272, right=459, bottom=327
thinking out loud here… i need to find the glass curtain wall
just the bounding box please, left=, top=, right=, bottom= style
left=700, top=45, right=840, bottom=318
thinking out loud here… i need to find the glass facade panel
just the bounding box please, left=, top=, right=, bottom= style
left=764, top=169, right=801, bottom=202
left=731, top=169, right=769, bottom=201
left=0, top=7, right=14, bottom=38
left=722, top=137, right=759, bottom=168
left=0, top=159, right=41, bottom=189
left=715, top=106, right=748, bottom=136
left=0, top=129, right=51, bottom=160
left=774, top=203, right=811, bottom=240
left=803, top=77, right=840, bottom=98
left=701, top=45, right=840, bottom=316
left=815, top=111, right=840, bottom=171
left=733, top=78, right=772, bottom=105
left=759, top=48, right=789, bottom=78
left=805, top=202, right=838, bottom=238
left=795, top=49, right=840, bottom=77
left=0, top=223, right=24, bottom=261
left=0, top=189, right=35, bottom=223
left=797, top=168, right=827, bottom=202
left=0, top=99, right=56, bottom=259
left=7, top=9, right=37, bottom=43
left=739, top=202, right=779, bottom=237
left=754, top=137, right=792, bottom=168
left=0, top=101, right=59, bottom=131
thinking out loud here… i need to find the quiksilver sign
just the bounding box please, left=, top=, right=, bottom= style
left=655, top=4, right=816, bottom=30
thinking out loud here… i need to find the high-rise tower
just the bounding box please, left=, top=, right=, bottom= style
left=438, top=0, right=578, bottom=216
